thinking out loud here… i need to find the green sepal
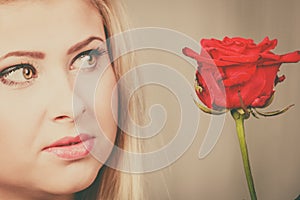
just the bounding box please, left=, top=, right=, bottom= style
left=194, top=81, right=203, bottom=93
left=254, top=104, right=295, bottom=117
left=193, top=99, right=228, bottom=115
left=261, top=93, right=275, bottom=108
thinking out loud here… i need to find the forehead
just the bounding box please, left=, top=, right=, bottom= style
left=0, top=0, right=104, bottom=53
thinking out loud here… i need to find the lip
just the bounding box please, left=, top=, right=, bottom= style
left=43, top=133, right=95, bottom=161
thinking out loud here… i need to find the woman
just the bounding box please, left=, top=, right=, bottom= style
left=0, top=0, right=144, bottom=199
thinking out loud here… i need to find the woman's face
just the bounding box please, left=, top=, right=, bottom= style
left=0, top=0, right=117, bottom=199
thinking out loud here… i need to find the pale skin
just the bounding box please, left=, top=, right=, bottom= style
left=0, top=1, right=118, bottom=200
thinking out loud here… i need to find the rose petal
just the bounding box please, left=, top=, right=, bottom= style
left=225, top=70, right=266, bottom=108
left=257, top=37, right=277, bottom=52
left=278, top=50, right=300, bottom=63
left=260, top=52, right=281, bottom=60
left=251, top=92, right=274, bottom=108
left=197, top=66, right=227, bottom=108
left=222, top=64, right=257, bottom=87
left=259, top=50, right=300, bottom=66
left=219, top=55, right=259, bottom=63
left=251, top=65, right=280, bottom=107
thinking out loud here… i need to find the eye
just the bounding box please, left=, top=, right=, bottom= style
left=0, top=64, right=37, bottom=87
left=71, top=48, right=107, bottom=71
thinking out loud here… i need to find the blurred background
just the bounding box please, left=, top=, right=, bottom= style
left=125, top=0, right=300, bottom=199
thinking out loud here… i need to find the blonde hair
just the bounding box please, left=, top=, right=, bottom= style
left=75, top=0, right=145, bottom=200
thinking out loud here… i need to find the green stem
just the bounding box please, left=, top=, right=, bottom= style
left=231, top=110, right=257, bottom=200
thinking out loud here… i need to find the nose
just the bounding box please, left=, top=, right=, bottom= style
left=47, top=71, right=86, bottom=124
left=52, top=94, right=86, bottom=123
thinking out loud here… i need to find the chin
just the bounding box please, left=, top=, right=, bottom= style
left=38, top=158, right=103, bottom=195
left=46, top=171, right=99, bottom=195
left=64, top=170, right=99, bottom=194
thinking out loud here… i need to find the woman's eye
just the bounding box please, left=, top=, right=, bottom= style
left=72, top=49, right=106, bottom=71
left=0, top=64, right=37, bottom=87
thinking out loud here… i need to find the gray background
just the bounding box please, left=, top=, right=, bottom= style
left=126, top=0, right=300, bottom=199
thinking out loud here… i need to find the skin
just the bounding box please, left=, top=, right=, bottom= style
left=0, top=1, right=118, bottom=199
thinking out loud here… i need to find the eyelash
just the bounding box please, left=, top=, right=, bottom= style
left=71, top=48, right=108, bottom=69
left=0, top=48, right=108, bottom=88
left=0, top=62, right=38, bottom=88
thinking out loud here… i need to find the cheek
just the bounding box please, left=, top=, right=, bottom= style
left=95, top=68, right=118, bottom=141
left=0, top=91, right=43, bottom=152
left=0, top=91, right=45, bottom=183
left=92, top=67, right=118, bottom=161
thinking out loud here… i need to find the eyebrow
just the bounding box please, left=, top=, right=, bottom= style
left=0, top=36, right=104, bottom=61
left=0, top=51, right=45, bottom=60
left=67, top=36, right=104, bottom=55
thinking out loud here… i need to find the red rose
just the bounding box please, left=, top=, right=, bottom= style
left=183, top=37, right=300, bottom=109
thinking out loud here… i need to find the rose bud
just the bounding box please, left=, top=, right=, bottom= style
left=183, top=37, right=300, bottom=111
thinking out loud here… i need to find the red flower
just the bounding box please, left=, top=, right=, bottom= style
left=183, top=37, right=300, bottom=109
